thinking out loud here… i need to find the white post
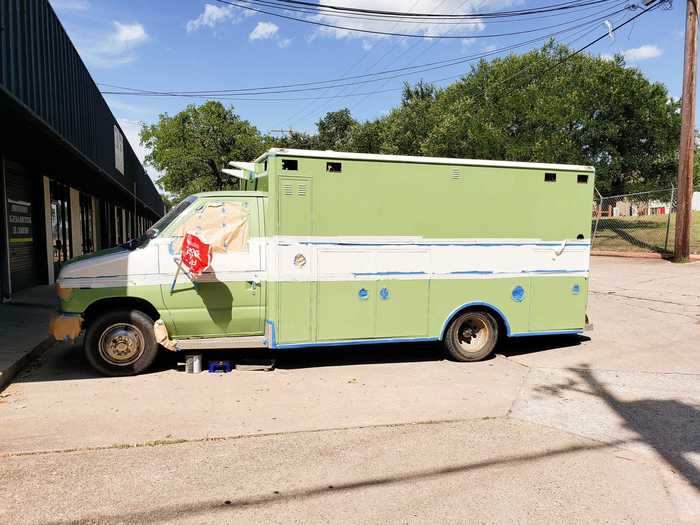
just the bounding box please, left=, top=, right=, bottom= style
left=122, top=208, right=127, bottom=242
left=69, top=187, right=82, bottom=257
left=42, top=176, right=54, bottom=284
left=92, top=196, right=99, bottom=251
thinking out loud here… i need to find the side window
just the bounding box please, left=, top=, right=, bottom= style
left=171, top=199, right=256, bottom=254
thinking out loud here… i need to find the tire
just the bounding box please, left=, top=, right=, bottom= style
left=443, top=310, right=499, bottom=362
left=84, top=309, right=159, bottom=376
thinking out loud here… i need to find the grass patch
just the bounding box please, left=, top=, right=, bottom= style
left=592, top=211, right=700, bottom=254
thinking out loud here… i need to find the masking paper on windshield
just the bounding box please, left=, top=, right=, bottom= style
left=172, top=201, right=249, bottom=254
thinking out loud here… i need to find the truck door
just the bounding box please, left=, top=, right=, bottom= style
left=159, top=196, right=265, bottom=338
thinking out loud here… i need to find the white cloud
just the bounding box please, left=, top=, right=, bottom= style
left=117, top=118, right=162, bottom=183
left=312, top=0, right=515, bottom=43
left=249, top=21, right=279, bottom=41
left=78, top=21, right=150, bottom=68
left=112, top=22, right=149, bottom=47
left=278, top=37, right=293, bottom=49
left=621, top=45, right=663, bottom=62
left=50, top=0, right=90, bottom=11
left=186, top=4, right=238, bottom=32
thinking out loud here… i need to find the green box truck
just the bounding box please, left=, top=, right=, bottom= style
left=50, top=149, right=595, bottom=376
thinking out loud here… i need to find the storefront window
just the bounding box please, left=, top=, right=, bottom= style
left=50, top=180, right=72, bottom=275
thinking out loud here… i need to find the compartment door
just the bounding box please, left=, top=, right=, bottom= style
left=375, top=280, right=429, bottom=338
left=529, top=276, right=588, bottom=332
left=317, top=281, right=377, bottom=341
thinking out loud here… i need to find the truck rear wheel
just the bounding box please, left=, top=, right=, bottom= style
left=84, top=309, right=159, bottom=376
left=444, top=310, right=499, bottom=362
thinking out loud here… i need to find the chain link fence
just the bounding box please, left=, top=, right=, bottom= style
left=591, top=186, right=700, bottom=255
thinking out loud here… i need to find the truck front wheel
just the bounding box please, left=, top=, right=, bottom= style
left=444, top=310, right=499, bottom=362
left=84, top=309, right=159, bottom=376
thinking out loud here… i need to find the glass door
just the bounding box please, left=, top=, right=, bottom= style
left=50, top=180, right=72, bottom=276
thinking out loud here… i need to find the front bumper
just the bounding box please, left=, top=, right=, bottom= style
left=48, top=312, right=83, bottom=342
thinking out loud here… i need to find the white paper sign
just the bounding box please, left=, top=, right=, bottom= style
left=114, top=125, right=124, bottom=175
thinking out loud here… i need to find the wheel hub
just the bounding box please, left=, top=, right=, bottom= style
left=457, top=318, right=489, bottom=353
left=98, top=323, right=145, bottom=366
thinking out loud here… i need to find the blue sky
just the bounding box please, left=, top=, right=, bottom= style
left=49, top=0, right=685, bottom=179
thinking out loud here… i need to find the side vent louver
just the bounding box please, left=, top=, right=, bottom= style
left=283, top=184, right=293, bottom=196
left=298, top=183, right=307, bottom=196
left=451, top=168, right=462, bottom=181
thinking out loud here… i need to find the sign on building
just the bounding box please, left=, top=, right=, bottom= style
left=114, top=125, right=124, bottom=175
left=7, top=199, right=32, bottom=243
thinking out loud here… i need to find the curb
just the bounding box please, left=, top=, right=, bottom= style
left=0, top=337, right=55, bottom=392
left=591, top=251, right=700, bottom=261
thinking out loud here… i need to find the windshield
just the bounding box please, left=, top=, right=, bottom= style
left=124, top=195, right=197, bottom=251
left=146, top=195, right=197, bottom=239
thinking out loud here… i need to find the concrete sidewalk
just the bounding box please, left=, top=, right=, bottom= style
left=1, top=258, right=698, bottom=524
left=0, top=285, right=56, bottom=391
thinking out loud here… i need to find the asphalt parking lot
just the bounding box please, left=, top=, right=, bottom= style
left=1, top=256, right=698, bottom=524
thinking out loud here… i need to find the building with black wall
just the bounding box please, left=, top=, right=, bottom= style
left=0, top=0, right=164, bottom=299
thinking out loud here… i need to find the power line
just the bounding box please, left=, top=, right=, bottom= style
left=99, top=3, right=630, bottom=97
left=98, top=8, right=638, bottom=105
left=493, top=0, right=663, bottom=100
left=228, top=0, right=617, bottom=25
left=287, top=0, right=628, bottom=125
left=287, top=0, right=453, bottom=125
left=342, top=4, right=631, bottom=120
left=237, top=0, right=616, bottom=20
left=215, top=0, right=621, bottom=39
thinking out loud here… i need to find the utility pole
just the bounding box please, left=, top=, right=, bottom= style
left=270, top=128, right=295, bottom=137
left=674, top=0, right=698, bottom=261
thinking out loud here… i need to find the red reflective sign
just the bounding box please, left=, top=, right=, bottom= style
left=180, top=233, right=211, bottom=276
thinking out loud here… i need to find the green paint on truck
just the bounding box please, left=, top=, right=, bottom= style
left=53, top=149, right=594, bottom=376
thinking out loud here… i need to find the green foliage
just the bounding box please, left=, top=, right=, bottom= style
left=140, top=101, right=267, bottom=199
left=350, top=43, right=682, bottom=193
left=315, top=108, right=357, bottom=150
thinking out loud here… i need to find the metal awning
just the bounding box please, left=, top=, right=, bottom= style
left=221, top=168, right=247, bottom=180
left=228, top=161, right=256, bottom=172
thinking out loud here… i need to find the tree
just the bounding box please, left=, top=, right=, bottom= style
left=347, top=119, right=385, bottom=153
left=378, top=82, right=439, bottom=156
left=416, top=43, right=681, bottom=193
left=140, top=101, right=266, bottom=199
left=315, top=109, right=357, bottom=151
left=274, top=130, right=319, bottom=150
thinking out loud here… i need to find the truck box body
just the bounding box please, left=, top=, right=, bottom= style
left=55, top=148, right=595, bottom=352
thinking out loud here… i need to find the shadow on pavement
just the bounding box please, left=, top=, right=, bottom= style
left=534, top=364, right=700, bottom=491
left=45, top=436, right=635, bottom=525
left=498, top=334, right=589, bottom=358
left=14, top=334, right=589, bottom=383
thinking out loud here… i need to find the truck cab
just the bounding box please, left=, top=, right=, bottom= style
left=52, top=191, right=269, bottom=375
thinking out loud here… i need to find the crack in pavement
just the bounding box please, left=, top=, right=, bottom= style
left=592, top=290, right=700, bottom=308
left=0, top=416, right=504, bottom=459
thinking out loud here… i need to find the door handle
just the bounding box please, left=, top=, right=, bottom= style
left=247, top=280, right=260, bottom=291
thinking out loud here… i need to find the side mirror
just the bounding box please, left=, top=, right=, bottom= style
left=146, top=228, right=159, bottom=239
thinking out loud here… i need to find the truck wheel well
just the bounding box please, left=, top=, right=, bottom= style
left=83, top=297, right=160, bottom=328
left=441, top=303, right=509, bottom=340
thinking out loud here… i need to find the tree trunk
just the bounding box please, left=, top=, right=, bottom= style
left=207, top=159, right=223, bottom=190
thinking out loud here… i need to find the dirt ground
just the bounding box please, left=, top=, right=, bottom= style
left=1, top=256, right=698, bottom=524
